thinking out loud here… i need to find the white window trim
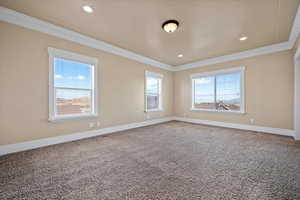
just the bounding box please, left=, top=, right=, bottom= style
left=48, top=47, right=98, bottom=122
left=190, top=66, right=245, bottom=114
left=145, top=71, right=163, bottom=112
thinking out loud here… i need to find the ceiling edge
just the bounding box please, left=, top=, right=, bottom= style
left=173, top=42, right=291, bottom=71
left=0, top=7, right=173, bottom=71
left=289, top=5, right=300, bottom=47
left=174, top=4, right=300, bottom=71
left=0, top=5, right=299, bottom=72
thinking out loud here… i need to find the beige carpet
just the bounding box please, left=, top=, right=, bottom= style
left=1, top=121, right=300, bottom=200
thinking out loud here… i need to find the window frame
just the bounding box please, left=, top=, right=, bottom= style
left=190, top=66, right=245, bottom=114
left=145, top=71, right=163, bottom=112
left=48, top=47, right=98, bottom=122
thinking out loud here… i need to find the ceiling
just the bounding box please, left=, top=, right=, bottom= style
left=0, top=0, right=299, bottom=66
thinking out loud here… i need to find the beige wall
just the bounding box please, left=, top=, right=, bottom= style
left=294, top=34, right=300, bottom=53
left=0, top=22, right=174, bottom=145
left=174, top=51, right=294, bottom=130
left=0, top=20, right=296, bottom=146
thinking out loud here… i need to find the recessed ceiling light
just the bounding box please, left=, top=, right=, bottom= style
left=178, top=54, right=183, bottom=58
left=162, top=20, right=179, bottom=33
left=239, top=36, right=248, bottom=41
left=82, top=5, right=93, bottom=13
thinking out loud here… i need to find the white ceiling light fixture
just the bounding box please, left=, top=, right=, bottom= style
left=162, top=20, right=179, bottom=33
left=82, top=5, right=93, bottom=13
left=239, top=36, right=248, bottom=41
left=178, top=54, right=183, bottom=58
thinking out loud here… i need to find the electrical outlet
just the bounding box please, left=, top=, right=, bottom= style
left=89, top=122, right=95, bottom=128
left=97, top=121, right=101, bottom=127
left=146, top=114, right=150, bottom=119
left=250, top=118, right=255, bottom=124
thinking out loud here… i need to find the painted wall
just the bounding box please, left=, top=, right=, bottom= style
left=294, top=34, right=300, bottom=139
left=174, top=51, right=294, bottom=130
left=0, top=22, right=174, bottom=145
left=0, top=20, right=297, bottom=146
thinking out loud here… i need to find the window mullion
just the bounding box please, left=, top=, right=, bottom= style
left=145, top=72, right=163, bottom=111
left=157, top=79, right=160, bottom=109
left=194, top=79, right=197, bottom=106
left=54, top=87, right=57, bottom=116
left=55, top=87, right=91, bottom=91
left=214, top=76, right=217, bottom=109
left=157, top=79, right=159, bottom=95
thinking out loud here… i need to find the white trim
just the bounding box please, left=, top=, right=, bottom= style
left=174, top=42, right=291, bottom=71
left=190, top=108, right=245, bottom=115
left=294, top=45, right=300, bottom=141
left=0, top=117, right=174, bottom=156
left=1, top=117, right=297, bottom=156
left=0, top=7, right=172, bottom=71
left=0, top=6, right=299, bottom=72
left=174, top=117, right=295, bottom=138
left=174, top=5, right=300, bottom=71
left=145, top=109, right=164, bottom=112
left=145, top=71, right=164, bottom=79
left=289, top=5, right=300, bottom=48
left=191, top=66, right=245, bottom=114
left=145, top=71, right=163, bottom=112
left=48, top=48, right=98, bottom=65
left=48, top=47, right=98, bottom=121
left=49, top=114, right=98, bottom=122
left=190, top=66, right=245, bottom=78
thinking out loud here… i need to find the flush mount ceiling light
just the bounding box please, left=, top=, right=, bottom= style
left=177, top=54, right=183, bottom=58
left=82, top=5, right=93, bottom=13
left=239, top=36, right=248, bottom=41
left=162, top=20, right=179, bottom=33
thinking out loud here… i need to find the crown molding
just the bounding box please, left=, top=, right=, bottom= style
left=0, top=5, right=299, bottom=72
left=0, top=7, right=173, bottom=71
left=173, top=42, right=291, bottom=71
left=174, top=5, right=300, bottom=71
left=289, top=5, right=300, bottom=48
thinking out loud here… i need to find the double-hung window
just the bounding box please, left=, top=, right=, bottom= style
left=191, top=67, right=245, bottom=113
left=145, top=71, right=163, bottom=112
left=48, top=48, right=98, bottom=121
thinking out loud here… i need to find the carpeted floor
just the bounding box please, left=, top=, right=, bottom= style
left=1, top=121, right=300, bottom=200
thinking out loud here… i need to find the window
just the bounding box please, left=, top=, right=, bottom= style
left=48, top=48, right=98, bottom=121
left=191, top=67, right=245, bottom=113
left=145, top=71, right=163, bottom=112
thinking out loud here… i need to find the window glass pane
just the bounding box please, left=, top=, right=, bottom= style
left=146, top=76, right=161, bottom=110
left=54, top=58, right=92, bottom=89
left=194, top=76, right=215, bottom=110
left=146, top=77, right=159, bottom=95
left=216, top=72, right=241, bottom=111
left=147, top=95, right=159, bottom=110
left=56, top=89, right=92, bottom=115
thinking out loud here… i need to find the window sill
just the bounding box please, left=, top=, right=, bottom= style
left=190, top=108, right=245, bottom=115
left=49, top=114, right=98, bottom=122
left=145, top=109, right=163, bottom=113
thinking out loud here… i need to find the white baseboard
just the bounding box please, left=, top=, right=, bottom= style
left=174, top=117, right=296, bottom=138
left=294, top=133, right=300, bottom=141
left=0, top=117, right=297, bottom=156
left=0, top=117, right=174, bottom=156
